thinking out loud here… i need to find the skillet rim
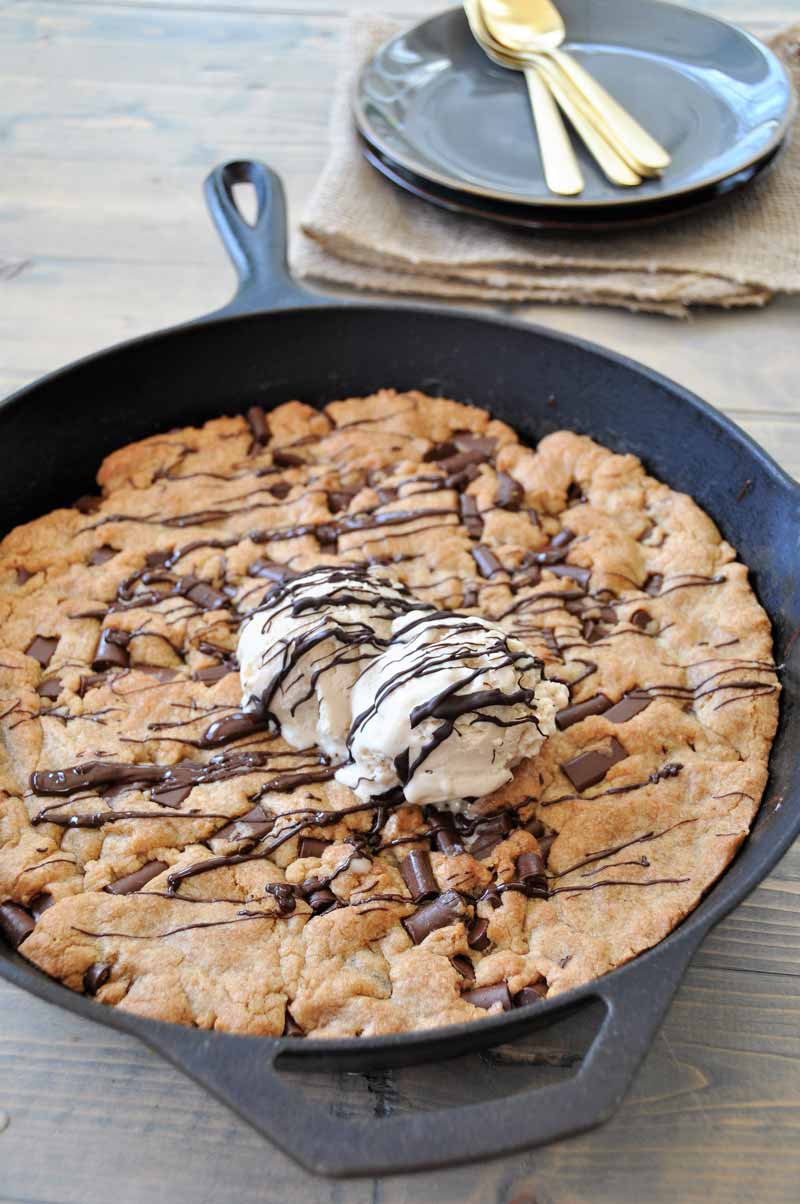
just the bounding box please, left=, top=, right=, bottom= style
left=1, top=297, right=797, bottom=496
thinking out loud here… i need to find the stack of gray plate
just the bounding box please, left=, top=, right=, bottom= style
left=355, top=1, right=795, bottom=232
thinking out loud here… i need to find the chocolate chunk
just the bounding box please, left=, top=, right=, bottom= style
left=532, top=546, right=568, bottom=567
left=481, top=885, right=503, bottom=910
left=450, top=954, right=476, bottom=982
left=538, top=833, right=556, bottom=861
left=644, top=573, right=663, bottom=596
left=326, top=490, right=351, bottom=514
left=514, top=983, right=547, bottom=1007
left=74, top=494, right=102, bottom=514
left=184, top=580, right=229, bottom=610
left=307, top=888, right=337, bottom=914
left=151, top=761, right=201, bottom=809
left=550, top=529, right=574, bottom=549
left=470, top=813, right=513, bottom=859
left=424, top=440, right=458, bottom=462
left=89, top=546, right=117, bottom=566
left=145, top=549, right=171, bottom=569
left=0, top=902, right=36, bottom=947
left=472, top=545, right=503, bottom=579
left=193, top=664, right=232, bottom=685
left=402, top=889, right=465, bottom=945
left=266, top=882, right=297, bottom=915
left=583, top=619, right=610, bottom=645
left=467, top=917, right=491, bottom=951
left=546, top=563, right=591, bottom=589
left=105, top=860, right=168, bottom=895
left=298, top=836, right=331, bottom=859
left=556, top=693, right=612, bottom=730
left=84, top=963, right=112, bottom=996
left=273, top=448, right=304, bottom=468
left=428, top=809, right=464, bottom=856
left=459, top=494, right=483, bottom=538
left=250, top=558, right=292, bottom=582
left=92, top=629, right=130, bottom=671
left=630, top=608, right=651, bottom=629
left=446, top=462, right=481, bottom=490
left=496, top=472, right=523, bottom=510
left=16, top=567, right=33, bottom=585
left=201, top=710, right=266, bottom=747
left=437, top=450, right=488, bottom=477
left=562, top=738, right=628, bottom=792
left=26, top=636, right=58, bottom=668
left=462, top=982, right=512, bottom=1012
left=29, top=892, right=55, bottom=920
left=246, top=405, right=269, bottom=446
left=427, top=435, right=494, bottom=466
left=313, top=523, right=339, bottom=549
left=400, top=849, right=438, bottom=902
left=214, top=804, right=274, bottom=846
left=604, top=694, right=652, bottom=724
left=267, top=480, right=291, bottom=500
left=516, top=851, right=547, bottom=892
left=516, top=555, right=543, bottom=583
left=282, top=1008, right=304, bottom=1037
left=37, top=678, right=63, bottom=701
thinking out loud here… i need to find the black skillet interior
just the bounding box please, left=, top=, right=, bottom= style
left=0, top=162, right=798, bottom=1178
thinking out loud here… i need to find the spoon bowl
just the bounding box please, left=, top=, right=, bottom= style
left=479, top=0, right=671, bottom=173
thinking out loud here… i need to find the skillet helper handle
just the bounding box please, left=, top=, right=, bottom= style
left=139, top=932, right=696, bottom=1178
left=204, top=160, right=319, bottom=315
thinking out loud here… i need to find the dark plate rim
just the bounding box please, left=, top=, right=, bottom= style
left=359, top=129, right=786, bottom=232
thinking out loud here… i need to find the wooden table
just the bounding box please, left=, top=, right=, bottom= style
left=1, top=2, right=798, bottom=1200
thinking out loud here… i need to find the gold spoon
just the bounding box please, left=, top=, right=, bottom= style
left=464, top=2, right=583, bottom=195
left=480, top=0, right=671, bottom=176
left=522, top=66, right=585, bottom=196
left=465, top=0, right=641, bottom=188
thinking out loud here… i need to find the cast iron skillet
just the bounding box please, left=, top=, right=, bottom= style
left=0, top=161, right=798, bottom=1179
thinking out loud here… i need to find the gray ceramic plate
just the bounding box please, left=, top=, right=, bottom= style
left=355, top=1, right=794, bottom=208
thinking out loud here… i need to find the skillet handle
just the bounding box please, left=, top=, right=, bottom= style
left=135, top=928, right=699, bottom=1178
left=204, top=160, right=321, bottom=316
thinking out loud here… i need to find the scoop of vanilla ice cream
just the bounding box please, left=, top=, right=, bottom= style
left=335, top=610, right=568, bottom=808
left=238, top=565, right=422, bottom=759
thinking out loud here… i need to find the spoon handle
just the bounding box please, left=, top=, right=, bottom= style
left=523, top=67, right=584, bottom=196
left=549, top=47, right=671, bottom=172
left=540, top=63, right=642, bottom=186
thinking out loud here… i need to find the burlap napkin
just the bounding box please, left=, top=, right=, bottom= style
left=294, top=16, right=800, bottom=317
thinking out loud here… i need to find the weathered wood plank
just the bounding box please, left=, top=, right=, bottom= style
left=1, top=961, right=799, bottom=1203
left=36, top=0, right=800, bottom=35
left=0, top=5, right=342, bottom=93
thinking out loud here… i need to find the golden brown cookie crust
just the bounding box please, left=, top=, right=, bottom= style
left=0, top=390, right=779, bottom=1036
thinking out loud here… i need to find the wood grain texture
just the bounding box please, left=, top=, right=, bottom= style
left=0, top=1, right=798, bottom=1201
